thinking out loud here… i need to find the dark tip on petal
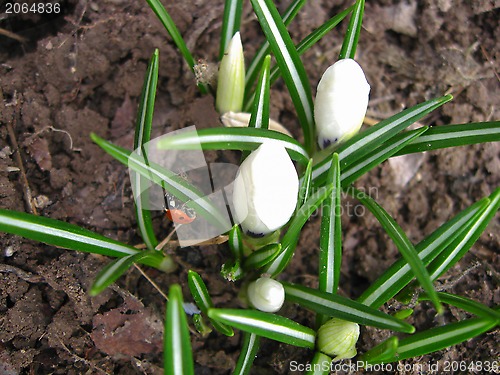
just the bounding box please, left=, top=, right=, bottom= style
left=246, top=230, right=265, bottom=238
left=321, top=137, right=338, bottom=149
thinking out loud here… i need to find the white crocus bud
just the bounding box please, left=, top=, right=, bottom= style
left=317, top=318, right=360, bottom=361
left=314, top=59, right=370, bottom=149
left=247, top=277, right=285, bottom=313
left=232, top=143, right=299, bottom=236
left=216, top=32, right=245, bottom=114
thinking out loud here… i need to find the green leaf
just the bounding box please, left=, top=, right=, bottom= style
left=297, top=158, right=313, bottom=209
left=249, top=55, right=271, bottom=130
left=339, top=0, right=364, bottom=59
left=0, top=209, right=138, bottom=258
left=90, top=250, right=171, bottom=296
left=419, top=292, right=500, bottom=321
left=208, top=308, right=316, bottom=349
left=155, top=127, right=310, bottom=165
left=376, top=316, right=498, bottom=363
left=265, top=184, right=334, bottom=277
left=220, top=0, right=243, bottom=60
left=250, top=0, right=315, bottom=154
left=187, top=271, right=234, bottom=336
left=244, top=0, right=306, bottom=102
left=358, top=196, right=490, bottom=308
left=243, top=243, right=281, bottom=270
left=233, top=332, right=260, bottom=375
left=395, top=121, right=500, bottom=156
left=133, top=49, right=159, bottom=250
left=319, top=153, right=342, bottom=299
left=145, top=0, right=207, bottom=94
left=228, top=224, right=244, bottom=260
left=357, top=336, right=399, bottom=365
left=91, top=133, right=231, bottom=231
left=283, top=283, right=415, bottom=333
left=426, top=187, right=500, bottom=280
left=340, top=127, right=428, bottom=187
left=349, top=187, right=443, bottom=314
left=165, top=284, right=194, bottom=375
left=311, top=95, right=453, bottom=186
left=306, top=352, right=332, bottom=375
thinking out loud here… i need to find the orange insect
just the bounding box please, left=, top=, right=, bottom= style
left=164, top=191, right=196, bottom=224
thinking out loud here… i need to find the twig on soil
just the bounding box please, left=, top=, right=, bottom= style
left=57, top=337, right=111, bottom=375
left=5, top=94, right=38, bottom=215
left=480, top=45, right=500, bottom=83
left=0, top=27, right=28, bottom=43
left=0, top=264, right=45, bottom=283
left=133, top=264, right=169, bottom=301
left=25, top=125, right=80, bottom=152
left=155, top=225, right=179, bottom=251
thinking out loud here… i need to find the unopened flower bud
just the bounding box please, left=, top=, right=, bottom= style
left=317, top=318, right=360, bottom=361
left=247, top=277, right=284, bottom=313
left=314, top=59, right=370, bottom=149
left=232, top=143, right=299, bottom=236
left=216, top=32, right=245, bottom=114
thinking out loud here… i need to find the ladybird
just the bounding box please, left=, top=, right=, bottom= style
left=164, top=191, right=196, bottom=224
left=165, top=208, right=196, bottom=224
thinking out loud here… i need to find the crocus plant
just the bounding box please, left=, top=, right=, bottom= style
left=0, top=0, right=499, bottom=374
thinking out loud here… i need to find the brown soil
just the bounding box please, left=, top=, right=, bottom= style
left=0, top=0, right=498, bottom=374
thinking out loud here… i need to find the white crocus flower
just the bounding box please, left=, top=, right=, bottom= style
left=232, top=143, right=299, bottom=236
left=216, top=32, right=245, bottom=114
left=247, top=277, right=285, bottom=313
left=314, top=58, right=370, bottom=149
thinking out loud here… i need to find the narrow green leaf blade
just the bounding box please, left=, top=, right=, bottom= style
left=90, top=250, right=168, bottom=296
left=244, top=0, right=306, bottom=101
left=145, top=0, right=207, bottom=93
left=155, top=127, right=310, bottom=165
left=427, top=187, right=500, bottom=280
left=379, top=317, right=498, bottom=363
left=357, top=336, right=399, bottom=365
left=233, top=332, right=260, bottom=375
left=187, top=270, right=234, bottom=336
left=340, top=127, right=428, bottom=187
left=339, top=0, right=364, bottom=59
left=419, top=292, right=500, bottom=321
left=220, top=0, right=243, bottom=60
left=283, top=283, right=415, bottom=333
left=229, top=224, right=244, bottom=260
left=265, top=184, right=334, bottom=277
left=306, top=352, right=332, bottom=375
left=297, top=158, right=313, bottom=208
left=243, top=243, right=281, bottom=270
left=208, top=308, right=316, bottom=349
left=165, top=284, right=194, bottom=375
left=395, top=121, right=500, bottom=155
left=358, top=197, right=489, bottom=308
left=349, top=187, right=443, bottom=314
left=249, top=55, right=271, bottom=130
left=0, top=209, right=139, bottom=258
left=133, top=49, right=160, bottom=250
left=319, top=154, right=342, bottom=296
left=250, top=0, right=315, bottom=154
left=311, top=95, right=453, bottom=186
